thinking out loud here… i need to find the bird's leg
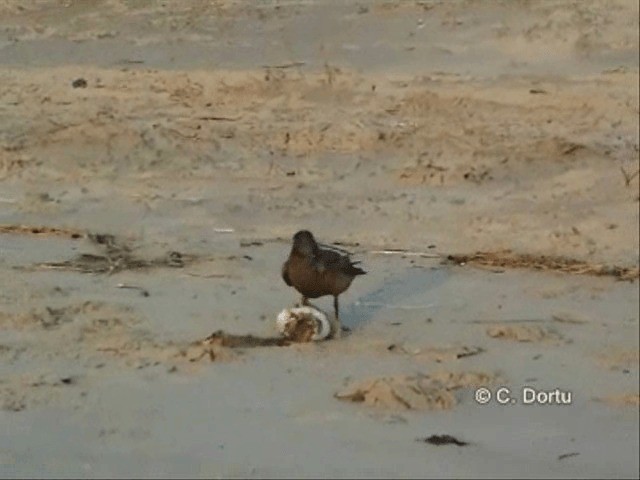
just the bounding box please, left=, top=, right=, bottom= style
left=332, top=296, right=341, bottom=339
left=301, top=296, right=321, bottom=311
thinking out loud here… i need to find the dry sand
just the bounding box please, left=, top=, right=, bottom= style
left=0, top=1, right=638, bottom=478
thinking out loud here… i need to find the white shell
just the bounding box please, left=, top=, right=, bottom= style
left=276, top=306, right=331, bottom=342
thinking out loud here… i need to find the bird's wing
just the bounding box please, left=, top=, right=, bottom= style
left=317, top=242, right=353, bottom=256
left=281, top=260, right=292, bottom=286
left=315, top=248, right=367, bottom=276
left=313, top=248, right=351, bottom=273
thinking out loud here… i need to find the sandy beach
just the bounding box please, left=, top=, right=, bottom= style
left=0, top=1, right=638, bottom=478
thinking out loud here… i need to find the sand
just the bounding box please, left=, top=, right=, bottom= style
left=0, top=1, right=638, bottom=478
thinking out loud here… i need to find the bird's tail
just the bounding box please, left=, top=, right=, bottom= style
left=350, top=262, right=367, bottom=275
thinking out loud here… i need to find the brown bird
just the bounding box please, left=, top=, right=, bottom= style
left=282, top=230, right=366, bottom=338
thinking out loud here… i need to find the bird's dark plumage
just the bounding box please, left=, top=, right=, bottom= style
left=281, top=230, right=366, bottom=338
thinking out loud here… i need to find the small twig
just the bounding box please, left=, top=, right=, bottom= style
left=332, top=240, right=361, bottom=248
left=551, top=313, right=588, bottom=324
left=562, top=143, right=583, bottom=155
left=196, top=116, right=241, bottom=122
left=620, top=166, right=639, bottom=186
left=47, top=118, right=80, bottom=130
left=188, top=350, right=211, bottom=363
left=417, top=435, right=469, bottom=447
left=466, top=319, right=549, bottom=324
left=213, top=228, right=235, bottom=233
left=116, top=283, right=149, bottom=297
left=240, top=240, right=264, bottom=247
left=116, top=59, right=145, bottom=64
left=30, top=263, right=75, bottom=271
left=370, top=249, right=441, bottom=258
left=355, top=301, right=436, bottom=310
left=261, top=61, right=305, bottom=69
left=558, top=452, right=580, bottom=461
left=97, top=347, right=121, bottom=353
left=166, top=128, right=198, bottom=139
left=456, top=347, right=485, bottom=359
left=182, top=273, right=239, bottom=279
left=324, top=62, right=335, bottom=85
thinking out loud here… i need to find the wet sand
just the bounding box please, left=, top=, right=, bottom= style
left=1, top=1, right=638, bottom=478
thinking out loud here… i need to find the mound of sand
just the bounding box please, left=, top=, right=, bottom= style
left=335, top=371, right=498, bottom=411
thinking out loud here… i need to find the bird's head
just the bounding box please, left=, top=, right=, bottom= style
left=292, top=230, right=318, bottom=256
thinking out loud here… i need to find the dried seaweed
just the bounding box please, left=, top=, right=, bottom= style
left=0, top=224, right=84, bottom=239
left=202, top=330, right=291, bottom=348
left=23, top=232, right=192, bottom=275
left=447, top=251, right=639, bottom=281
